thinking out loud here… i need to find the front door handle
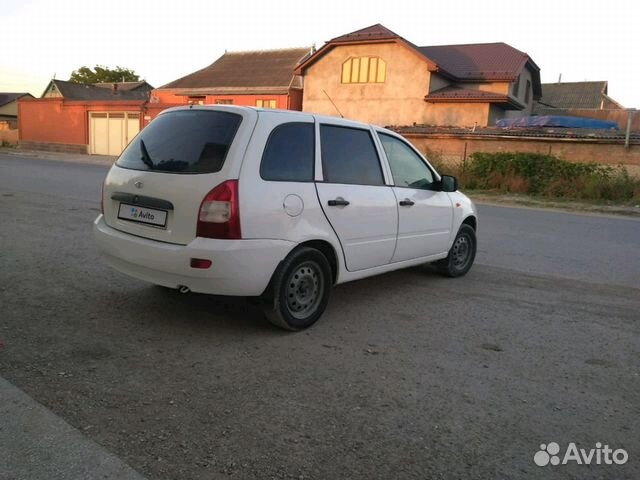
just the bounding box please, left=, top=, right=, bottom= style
left=328, top=197, right=350, bottom=207
left=399, top=199, right=415, bottom=206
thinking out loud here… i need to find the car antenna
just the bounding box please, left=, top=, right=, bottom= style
left=322, top=89, right=344, bottom=118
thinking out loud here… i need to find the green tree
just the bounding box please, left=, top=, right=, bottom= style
left=69, top=65, right=140, bottom=84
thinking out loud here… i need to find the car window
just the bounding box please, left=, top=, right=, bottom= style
left=379, top=133, right=434, bottom=189
left=320, top=125, right=384, bottom=186
left=260, top=123, right=314, bottom=182
left=116, top=110, right=242, bottom=174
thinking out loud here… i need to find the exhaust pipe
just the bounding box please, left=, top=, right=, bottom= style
left=178, top=285, right=191, bottom=294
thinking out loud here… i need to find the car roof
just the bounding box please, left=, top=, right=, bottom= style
left=159, top=104, right=394, bottom=134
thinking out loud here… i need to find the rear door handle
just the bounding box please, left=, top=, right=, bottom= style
left=399, top=199, right=415, bottom=206
left=328, top=197, right=350, bottom=207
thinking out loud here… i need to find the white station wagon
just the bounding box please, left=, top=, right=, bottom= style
left=94, top=106, right=477, bottom=330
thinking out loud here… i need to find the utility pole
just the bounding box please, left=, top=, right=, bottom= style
left=624, top=109, right=635, bottom=149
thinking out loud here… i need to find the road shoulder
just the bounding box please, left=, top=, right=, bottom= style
left=0, top=376, right=147, bottom=480
left=0, top=147, right=115, bottom=167
left=470, top=192, right=640, bottom=219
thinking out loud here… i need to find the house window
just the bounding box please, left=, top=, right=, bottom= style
left=341, top=57, right=386, bottom=84
left=187, top=96, right=205, bottom=105
left=215, top=99, right=233, bottom=105
left=524, top=80, right=532, bottom=104
left=256, top=99, right=277, bottom=109
left=511, top=75, right=520, bottom=97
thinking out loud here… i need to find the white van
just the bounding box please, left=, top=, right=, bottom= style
left=94, top=106, right=477, bottom=330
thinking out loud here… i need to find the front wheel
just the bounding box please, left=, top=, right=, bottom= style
left=262, top=247, right=332, bottom=331
left=435, top=224, right=476, bottom=277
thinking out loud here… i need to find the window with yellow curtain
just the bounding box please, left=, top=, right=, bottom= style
left=341, top=57, right=386, bottom=84
left=256, top=99, right=277, bottom=109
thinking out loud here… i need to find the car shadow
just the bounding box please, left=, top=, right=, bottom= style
left=113, top=284, right=280, bottom=336
left=102, top=265, right=448, bottom=336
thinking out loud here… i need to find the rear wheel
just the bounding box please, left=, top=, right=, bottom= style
left=262, top=247, right=332, bottom=331
left=435, top=224, right=476, bottom=277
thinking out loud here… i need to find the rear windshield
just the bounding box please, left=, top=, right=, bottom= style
left=116, top=110, right=242, bottom=174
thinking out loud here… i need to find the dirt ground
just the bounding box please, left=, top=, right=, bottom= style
left=1, top=154, right=638, bottom=479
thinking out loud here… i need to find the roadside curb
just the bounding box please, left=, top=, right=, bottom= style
left=0, top=376, right=147, bottom=480
left=471, top=194, right=640, bottom=219
left=0, top=148, right=115, bottom=167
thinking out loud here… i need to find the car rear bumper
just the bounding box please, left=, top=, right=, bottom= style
left=93, top=215, right=294, bottom=296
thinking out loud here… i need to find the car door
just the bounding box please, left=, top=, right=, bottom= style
left=377, top=131, right=453, bottom=262
left=315, top=123, right=398, bottom=272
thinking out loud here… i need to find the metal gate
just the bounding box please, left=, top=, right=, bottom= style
left=89, top=112, right=140, bottom=156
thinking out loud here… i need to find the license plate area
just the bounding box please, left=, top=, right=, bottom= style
left=117, top=203, right=168, bottom=228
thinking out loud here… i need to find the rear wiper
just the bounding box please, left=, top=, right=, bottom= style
left=139, top=140, right=154, bottom=169
left=156, top=158, right=189, bottom=172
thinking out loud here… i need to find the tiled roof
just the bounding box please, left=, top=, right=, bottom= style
left=160, top=48, right=311, bottom=90
left=532, top=81, right=615, bottom=115
left=0, top=93, right=33, bottom=107
left=393, top=124, right=640, bottom=142
left=296, top=24, right=541, bottom=98
left=330, top=23, right=401, bottom=43
left=47, top=80, right=152, bottom=101
left=92, top=81, right=152, bottom=92
left=426, top=86, right=512, bottom=101
left=425, top=86, right=524, bottom=109
left=418, top=43, right=530, bottom=81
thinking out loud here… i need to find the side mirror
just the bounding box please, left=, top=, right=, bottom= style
left=440, top=175, right=458, bottom=192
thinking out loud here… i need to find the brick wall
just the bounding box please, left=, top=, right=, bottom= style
left=18, top=141, right=88, bottom=154
left=564, top=108, right=639, bottom=132
left=403, top=134, right=640, bottom=176
left=0, top=129, right=19, bottom=145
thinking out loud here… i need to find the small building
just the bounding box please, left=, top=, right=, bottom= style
left=151, top=48, right=311, bottom=110
left=0, top=93, right=34, bottom=129
left=531, top=81, right=634, bottom=131
left=296, top=24, right=542, bottom=127
left=533, top=81, right=624, bottom=115
left=19, top=79, right=153, bottom=155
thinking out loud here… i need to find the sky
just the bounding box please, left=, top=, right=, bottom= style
left=2, top=0, right=639, bottom=107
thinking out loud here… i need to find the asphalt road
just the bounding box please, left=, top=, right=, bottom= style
left=0, top=153, right=639, bottom=479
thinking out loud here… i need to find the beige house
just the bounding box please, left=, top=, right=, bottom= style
left=296, top=24, right=541, bottom=127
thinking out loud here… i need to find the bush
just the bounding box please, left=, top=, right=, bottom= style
left=460, top=152, right=640, bottom=202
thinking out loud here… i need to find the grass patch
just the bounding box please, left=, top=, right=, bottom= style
left=427, top=151, right=640, bottom=204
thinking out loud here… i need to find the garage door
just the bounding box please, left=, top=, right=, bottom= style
left=89, top=112, right=140, bottom=156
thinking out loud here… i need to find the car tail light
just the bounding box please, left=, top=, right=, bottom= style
left=197, top=180, right=241, bottom=239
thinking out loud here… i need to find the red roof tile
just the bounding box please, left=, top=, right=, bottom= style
left=425, top=86, right=524, bottom=109
left=418, top=43, right=530, bottom=81
left=426, top=86, right=507, bottom=100
left=297, top=24, right=541, bottom=97
left=330, top=24, right=401, bottom=43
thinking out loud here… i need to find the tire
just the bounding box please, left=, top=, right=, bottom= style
left=261, top=247, right=332, bottom=331
left=435, top=224, right=477, bottom=278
